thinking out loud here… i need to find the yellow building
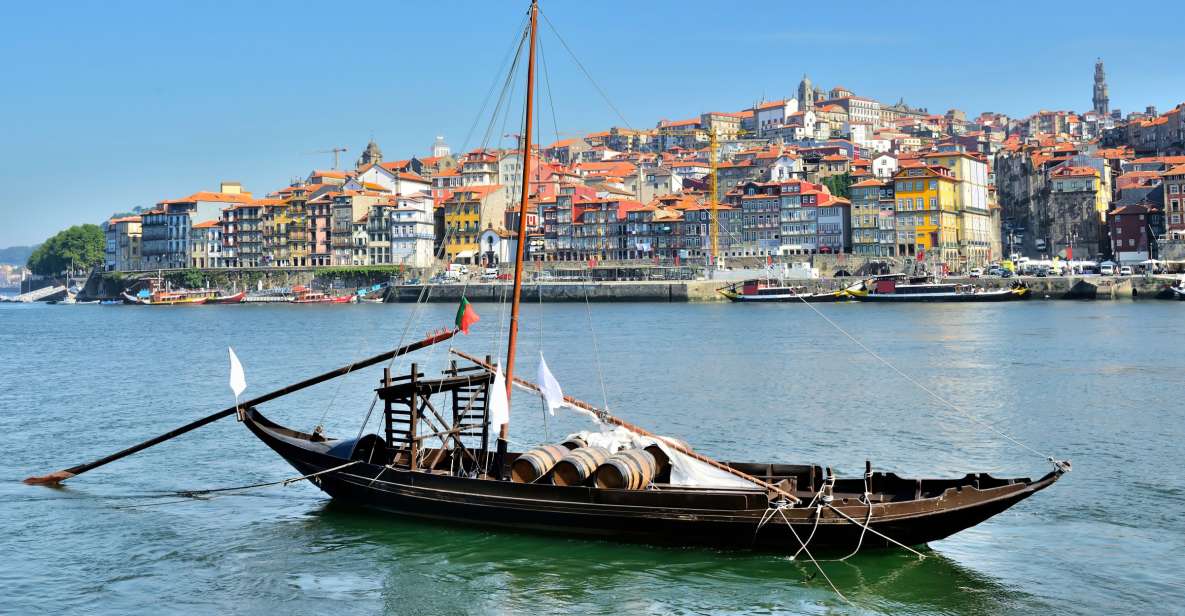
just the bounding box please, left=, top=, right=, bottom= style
left=920, top=150, right=998, bottom=266
left=442, top=185, right=506, bottom=262
left=893, top=166, right=959, bottom=262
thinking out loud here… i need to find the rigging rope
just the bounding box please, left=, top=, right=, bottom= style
left=538, top=8, right=634, bottom=131
left=791, top=292, right=1063, bottom=469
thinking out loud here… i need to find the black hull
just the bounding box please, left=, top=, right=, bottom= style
left=726, top=293, right=848, bottom=303
left=854, top=291, right=1029, bottom=303
left=244, top=409, right=1061, bottom=553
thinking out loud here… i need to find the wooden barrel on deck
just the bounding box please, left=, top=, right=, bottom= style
left=560, top=436, right=588, bottom=450
left=594, top=449, right=657, bottom=490
left=551, top=446, right=611, bottom=486
left=510, top=445, right=569, bottom=483
left=644, top=437, right=691, bottom=475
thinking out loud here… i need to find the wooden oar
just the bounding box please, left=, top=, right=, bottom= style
left=449, top=349, right=800, bottom=504
left=24, top=330, right=457, bottom=485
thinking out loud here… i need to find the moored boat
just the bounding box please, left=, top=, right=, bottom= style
left=121, top=289, right=213, bottom=305
left=848, top=274, right=1030, bottom=303
left=1157, top=280, right=1185, bottom=300
left=207, top=291, right=246, bottom=304
left=292, top=285, right=352, bottom=304
left=719, top=279, right=852, bottom=303
left=244, top=288, right=295, bottom=303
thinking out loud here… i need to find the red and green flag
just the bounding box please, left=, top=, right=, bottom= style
left=455, top=297, right=479, bottom=335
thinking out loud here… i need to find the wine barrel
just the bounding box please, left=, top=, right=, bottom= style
left=594, top=449, right=657, bottom=490
left=644, top=437, right=691, bottom=474
left=552, top=446, right=611, bottom=487
left=510, top=445, right=569, bottom=483
left=560, top=436, right=588, bottom=450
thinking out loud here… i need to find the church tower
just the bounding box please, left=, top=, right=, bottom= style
left=798, top=75, right=815, bottom=110
left=1092, top=59, right=1109, bottom=116
left=356, top=140, right=382, bottom=168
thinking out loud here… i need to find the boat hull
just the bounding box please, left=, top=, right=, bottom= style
left=207, top=292, right=246, bottom=304
left=723, top=291, right=849, bottom=303
left=851, top=288, right=1030, bottom=303
left=244, top=408, right=1060, bottom=552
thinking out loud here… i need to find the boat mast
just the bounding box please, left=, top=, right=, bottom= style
left=501, top=0, right=539, bottom=440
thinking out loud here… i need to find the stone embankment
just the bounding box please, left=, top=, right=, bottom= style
left=83, top=268, right=1181, bottom=303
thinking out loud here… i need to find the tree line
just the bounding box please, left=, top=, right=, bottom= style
left=26, top=225, right=105, bottom=276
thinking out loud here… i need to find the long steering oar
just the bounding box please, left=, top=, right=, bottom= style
left=450, top=348, right=800, bottom=505
left=24, top=330, right=456, bottom=486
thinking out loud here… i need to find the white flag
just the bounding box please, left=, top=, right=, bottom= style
left=536, top=352, right=564, bottom=415
left=228, top=347, right=247, bottom=399
left=488, top=364, right=509, bottom=429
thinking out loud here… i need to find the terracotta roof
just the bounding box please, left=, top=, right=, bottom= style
left=192, top=220, right=220, bottom=229
left=108, top=215, right=141, bottom=224
left=1164, top=164, right=1185, bottom=177
left=176, top=191, right=255, bottom=204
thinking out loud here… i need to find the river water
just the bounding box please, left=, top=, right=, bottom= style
left=2, top=299, right=1183, bottom=615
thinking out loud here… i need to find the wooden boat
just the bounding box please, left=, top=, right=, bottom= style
left=207, top=291, right=246, bottom=304
left=244, top=289, right=295, bottom=303
left=718, top=279, right=851, bottom=303
left=848, top=274, right=1031, bottom=303
left=292, top=286, right=352, bottom=304
left=242, top=372, right=1064, bottom=551
left=121, top=289, right=212, bottom=305
left=1156, top=281, right=1185, bottom=300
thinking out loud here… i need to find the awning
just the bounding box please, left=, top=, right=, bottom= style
left=454, top=250, right=476, bottom=260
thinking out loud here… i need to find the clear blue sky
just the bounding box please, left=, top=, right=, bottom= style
left=2, top=0, right=1183, bottom=247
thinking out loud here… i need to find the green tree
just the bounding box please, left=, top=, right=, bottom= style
left=26, top=224, right=106, bottom=275
left=822, top=172, right=854, bottom=199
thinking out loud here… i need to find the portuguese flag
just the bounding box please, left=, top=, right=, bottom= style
left=455, top=297, right=479, bottom=335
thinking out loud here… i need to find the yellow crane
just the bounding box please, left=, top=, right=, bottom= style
left=658, top=125, right=753, bottom=266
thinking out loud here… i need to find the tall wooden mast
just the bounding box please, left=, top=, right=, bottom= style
left=501, top=0, right=538, bottom=440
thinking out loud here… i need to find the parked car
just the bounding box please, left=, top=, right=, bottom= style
left=968, top=268, right=983, bottom=278
left=1119, top=266, right=1133, bottom=276
left=1099, top=263, right=1115, bottom=276
left=999, top=269, right=1014, bottom=278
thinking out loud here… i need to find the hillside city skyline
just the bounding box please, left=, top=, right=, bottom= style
left=2, top=0, right=1184, bottom=247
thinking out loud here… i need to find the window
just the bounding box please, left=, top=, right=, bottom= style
left=929, top=180, right=937, bottom=190
left=1171, top=185, right=1180, bottom=194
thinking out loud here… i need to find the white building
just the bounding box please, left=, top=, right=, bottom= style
left=364, top=194, right=436, bottom=268
left=754, top=99, right=800, bottom=136
left=768, top=155, right=803, bottom=181
left=354, top=165, right=433, bottom=196
left=872, top=153, right=899, bottom=179
left=477, top=227, right=518, bottom=266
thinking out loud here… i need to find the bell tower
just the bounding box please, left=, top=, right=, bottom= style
left=1092, top=59, right=1109, bottom=116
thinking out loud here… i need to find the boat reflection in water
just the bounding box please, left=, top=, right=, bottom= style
left=293, top=499, right=1030, bottom=613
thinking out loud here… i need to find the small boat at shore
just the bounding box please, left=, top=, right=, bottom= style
left=244, top=288, right=295, bottom=303
left=207, top=291, right=246, bottom=304
left=848, top=274, right=1031, bottom=303
left=122, top=289, right=213, bottom=306
left=718, top=279, right=852, bottom=303
left=1157, top=280, right=1185, bottom=300
left=292, top=286, right=352, bottom=304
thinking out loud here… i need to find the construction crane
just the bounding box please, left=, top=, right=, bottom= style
left=306, top=147, right=348, bottom=170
